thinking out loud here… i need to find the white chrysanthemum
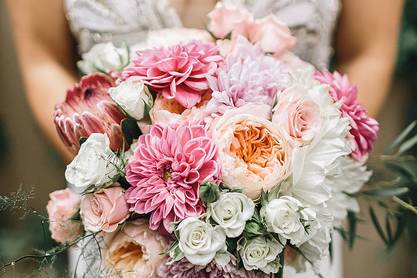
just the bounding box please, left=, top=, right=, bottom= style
left=279, top=75, right=352, bottom=206
left=325, top=156, right=372, bottom=225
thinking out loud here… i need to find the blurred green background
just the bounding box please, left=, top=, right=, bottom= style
left=0, top=0, right=417, bottom=277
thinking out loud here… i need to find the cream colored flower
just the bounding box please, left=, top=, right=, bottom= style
left=103, top=219, right=168, bottom=278
left=212, top=111, right=292, bottom=199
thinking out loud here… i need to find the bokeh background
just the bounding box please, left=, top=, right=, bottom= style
left=0, top=0, right=416, bottom=277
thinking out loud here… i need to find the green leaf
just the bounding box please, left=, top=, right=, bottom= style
left=347, top=211, right=357, bottom=249
left=386, top=121, right=416, bottom=154
left=260, top=190, right=268, bottom=207
left=199, top=182, right=220, bottom=204
left=361, top=187, right=409, bottom=197
left=267, top=184, right=281, bottom=201
left=121, top=117, right=142, bottom=146
left=70, top=210, right=81, bottom=221
left=226, top=237, right=238, bottom=253
left=399, top=133, right=417, bottom=154
left=79, top=136, right=87, bottom=146
left=243, top=221, right=264, bottom=238
left=369, top=206, right=388, bottom=245
left=385, top=158, right=417, bottom=184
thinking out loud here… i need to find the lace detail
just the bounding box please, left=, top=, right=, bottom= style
left=65, top=0, right=340, bottom=68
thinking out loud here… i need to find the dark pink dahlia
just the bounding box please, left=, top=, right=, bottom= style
left=54, top=73, right=126, bottom=153
left=125, top=121, right=219, bottom=232
left=315, top=70, right=379, bottom=160
left=121, top=41, right=223, bottom=109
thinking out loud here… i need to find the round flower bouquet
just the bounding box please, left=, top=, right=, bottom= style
left=3, top=3, right=417, bottom=278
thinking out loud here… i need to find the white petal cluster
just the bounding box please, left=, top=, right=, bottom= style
left=109, top=78, right=153, bottom=120
left=238, top=236, right=283, bottom=274
left=177, top=217, right=228, bottom=266
left=65, top=133, right=121, bottom=192
left=261, top=196, right=318, bottom=246
left=209, top=192, right=255, bottom=237
left=77, top=42, right=129, bottom=74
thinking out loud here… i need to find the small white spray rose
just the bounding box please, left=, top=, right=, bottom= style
left=177, top=217, right=227, bottom=266
left=77, top=42, right=129, bottom=74
left=65, top=133, right=121, bottom=192
left=109, top=78, right=153, bottom=120
left=209, top=192, right=255, bottom=237
left=261, top=196, right=317, bottom=246
left=238, top=236, right=283, bottom=274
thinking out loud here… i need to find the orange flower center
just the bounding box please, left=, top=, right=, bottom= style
left=230, top=121, right=286, bottom=178
left=110, top=241, right=143, bottom=271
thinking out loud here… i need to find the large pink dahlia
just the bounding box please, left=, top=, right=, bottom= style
left=121, top=41, right=222, bottom=109
left=125, top=121, right=219, bottom=232
left=54, top=73, right=126, bottom=153
left=314, top=70, right=379, bottom=160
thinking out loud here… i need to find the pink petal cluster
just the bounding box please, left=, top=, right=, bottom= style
left=46, top=189, right=83, bottom=243
left=125, top=121, right=219, bottom=232
left=159, top=257, right=257, bottom=278
left=206, top=37, right=287, bottom=116
left=54, top=73, right=126, bottom=153
left=314, top=70, right=379, bottom=160
left=121, top=41, right=223, bottom=109
left=80, top=186, right=129, bottom=233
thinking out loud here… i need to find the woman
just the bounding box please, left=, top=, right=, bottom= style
left=5, top=0, right=404, bottom=277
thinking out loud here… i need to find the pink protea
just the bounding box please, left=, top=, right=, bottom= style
left=125, top=121, right=219, bottom=232
left=54, top=73, right=126, bottom=153
left=121, top=41, right=223, bottom=109
left=159, top=257, right=257, bottom=278
left=314, top=70, right=379, bottom=160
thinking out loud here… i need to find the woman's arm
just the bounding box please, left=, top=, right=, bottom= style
left=336, top=0, right=404, bottom=117
left=6, top=0, right=76, bottom=161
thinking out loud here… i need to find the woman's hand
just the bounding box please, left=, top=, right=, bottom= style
left=6, top=0, right=76, bottom=161
left=336, top=0, right=404, bottom=117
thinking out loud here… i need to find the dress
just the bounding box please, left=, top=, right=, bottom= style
left=65, top=0, right=343, bottom=277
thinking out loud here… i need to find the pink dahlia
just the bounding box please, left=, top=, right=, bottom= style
left=314, top=70, right=379, bottom=160
left=121, top=41, right=223, bottom=109
left=125, top=121, right=219, bottom=232
left=54, top=73, right=126, bottom=153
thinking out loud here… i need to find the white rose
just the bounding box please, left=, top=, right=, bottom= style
left=77, top=42, right=129, bottom=74
left=238, top=236, right=283, bottom=274
left=65, top=133, right=121, bottom=192
left=209, top=192, right=255, bottom=238
left=109, top=78, right=153, bottom=120
left=261, top=196, right=317, bottom=246
left=177, top=217, right=227, bottom=266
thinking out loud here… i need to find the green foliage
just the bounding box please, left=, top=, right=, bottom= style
left=121, top=117, right=142, bottom=146
left=199, top=182, right=221, bottom=204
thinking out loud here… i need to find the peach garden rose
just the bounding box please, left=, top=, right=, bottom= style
left=212, top=106, right=292, bottom=199
left=103, top=219, right=168, bottom=278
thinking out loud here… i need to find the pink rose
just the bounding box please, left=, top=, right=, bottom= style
left=46, top=189, right=82, bottom=243
left=247, top=15, right=296, bottom=57
left=272, top=86, right=322, bottom=145
left=103, top=219, right=168, bottom=278
left=80, top=186, right=129, bottom=233
left=208, top=2, right=251, bottom=39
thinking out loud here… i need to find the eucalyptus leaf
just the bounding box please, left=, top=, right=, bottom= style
left=386, top=121, right=416, bottom=154
left=361, top=187, right=408, bottom=197
left=369, top=206, right=388, bottom=245
left=199, top=182, right=220, bottom=204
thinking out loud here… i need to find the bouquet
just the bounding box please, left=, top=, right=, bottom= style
left=5, top=3, right=416, bottom=278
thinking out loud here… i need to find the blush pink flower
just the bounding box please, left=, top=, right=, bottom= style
left=54, top=73, right=126, bottom=153
left=314, top=71, right=379, bottom=160
left=46, top=189, right=82, bottom=243
left=122, top=41, right=223, bottom=109
left=80, top=186, right=129, bottom=233
left=207, top=2, right=251, bottom=39
left=125, top=121, right=219, bottom=232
